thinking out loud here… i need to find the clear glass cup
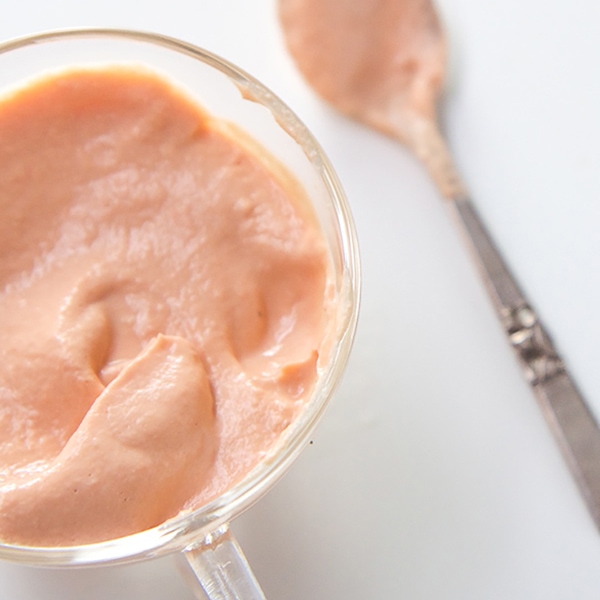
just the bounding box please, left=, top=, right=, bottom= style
left=0, top=29, right=360, bottom=599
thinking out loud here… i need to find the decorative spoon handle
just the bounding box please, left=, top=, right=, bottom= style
left=449, top=195, right=600, bottom=528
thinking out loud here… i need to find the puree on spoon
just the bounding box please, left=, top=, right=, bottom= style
left=0, top=66, right=334, bottom=546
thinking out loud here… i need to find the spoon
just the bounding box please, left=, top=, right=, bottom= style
left=279, top=0, right=600, bottom=530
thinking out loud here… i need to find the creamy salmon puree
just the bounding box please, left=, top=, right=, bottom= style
left=278, top=0, right=445, bottom=143
left=0, top=67, right=333, bottom=546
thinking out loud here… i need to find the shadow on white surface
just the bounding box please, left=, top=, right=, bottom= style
left=0, top=556, right=195, bottom=600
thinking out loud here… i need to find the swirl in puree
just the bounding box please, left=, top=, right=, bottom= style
left=0, top=66, right=334, bottom=546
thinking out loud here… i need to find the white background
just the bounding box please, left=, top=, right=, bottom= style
left=1, top=1, right=600, bottom=598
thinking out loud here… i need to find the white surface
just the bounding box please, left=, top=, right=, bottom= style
left=1, top=1, right=600, bottom=598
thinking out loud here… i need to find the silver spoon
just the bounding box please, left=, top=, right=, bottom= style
left=279, top=0, right=600, bottom=530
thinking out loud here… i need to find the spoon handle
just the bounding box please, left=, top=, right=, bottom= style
left=449, top=195, right=600, bottom=528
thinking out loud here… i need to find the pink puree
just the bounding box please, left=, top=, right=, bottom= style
left=0, top=67, right=332, bottom=546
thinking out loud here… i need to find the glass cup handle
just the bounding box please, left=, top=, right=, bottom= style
left=180, top=524, right=267, bottom=600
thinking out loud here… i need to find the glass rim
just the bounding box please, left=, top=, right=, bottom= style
left=0, top=27, right=361, bottom=567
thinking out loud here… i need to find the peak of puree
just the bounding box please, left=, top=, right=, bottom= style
left=0, top=66, right=334, bottom=546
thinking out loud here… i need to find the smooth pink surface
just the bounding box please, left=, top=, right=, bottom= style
left=278, top=0, right=445, bottom=143
left=0, top=67, right=333, bottom=546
